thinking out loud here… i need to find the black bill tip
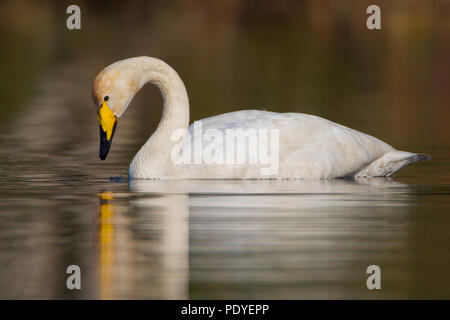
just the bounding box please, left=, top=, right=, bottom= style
left=99, top=123, right=117, bottom=160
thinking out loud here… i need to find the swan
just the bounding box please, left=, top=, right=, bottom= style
left=92, top=56, right=430, bottom=179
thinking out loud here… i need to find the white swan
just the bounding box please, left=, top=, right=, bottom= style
left=92, top=56, right=430, bottom=179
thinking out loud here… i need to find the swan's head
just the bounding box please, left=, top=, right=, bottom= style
left=92, top=60, right=143, bottom=160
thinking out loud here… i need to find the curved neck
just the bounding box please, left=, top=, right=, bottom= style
left=128, top=57, right=190, bottom=176
left=136, top=57, right=189, bottom=154
left=138, top=57, right=190, bottom=136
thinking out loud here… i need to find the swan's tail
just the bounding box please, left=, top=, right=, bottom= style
left=355, top=151, right=431, bottom=178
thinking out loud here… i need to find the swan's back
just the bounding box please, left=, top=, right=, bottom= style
left=180, top=110, right=395, bottom=179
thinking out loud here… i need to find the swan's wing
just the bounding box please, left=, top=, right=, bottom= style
left=186, top=110, right=395, bottom=178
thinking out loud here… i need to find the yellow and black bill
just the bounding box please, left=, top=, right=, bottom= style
left=97, top=102, right=118, bottom=160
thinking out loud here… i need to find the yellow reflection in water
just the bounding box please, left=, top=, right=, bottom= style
left=98, top=191, right=115, bottom=300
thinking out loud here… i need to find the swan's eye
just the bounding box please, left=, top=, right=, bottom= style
left=104, top=95, right=109, bottom=101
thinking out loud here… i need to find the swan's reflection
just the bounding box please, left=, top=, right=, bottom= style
left=128, top=193, right=189, bottom=299
left=129, top=177, right=406, bottom=194
left=129, top=178, right=409, bottom=210
left=97, top=190, right=189, bottom=299
left=98, top=179, right=413, bottom=299
left=98, top=191, right=115, bottom=299
left=127, top=178, right=412, bottom=299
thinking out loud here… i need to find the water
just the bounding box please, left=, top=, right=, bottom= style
left=1, top=167, right=450, bottom=299
left=0, top=1, right=450, bottom=299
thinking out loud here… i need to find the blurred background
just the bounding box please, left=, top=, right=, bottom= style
left=0, top=0, right=449, bottom=299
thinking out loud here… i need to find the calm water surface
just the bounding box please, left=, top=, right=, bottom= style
left=0, top=1, right=449, bottom=299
